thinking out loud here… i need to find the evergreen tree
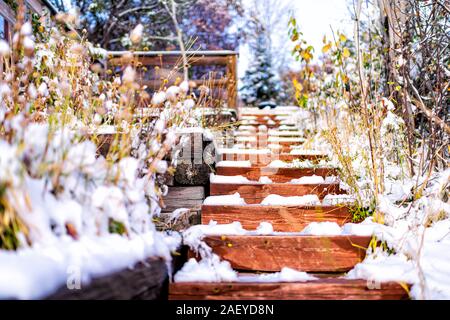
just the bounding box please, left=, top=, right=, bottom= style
left=240, top=34, right=280, bottom=107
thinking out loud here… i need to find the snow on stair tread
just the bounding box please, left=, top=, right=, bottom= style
left=216, top=166, right=338, bottom=182
left=218, top=153, right=328, bottom=163
left=201, top=204, right=353, bottom=232
left=234, top=130, right=304, bottom=136
left=209, top=182, right=343, bottom=203
left=209, top=173, right=339, bottom=185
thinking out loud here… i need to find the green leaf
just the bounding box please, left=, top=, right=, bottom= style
left=109, top=219, right=127, bottom=235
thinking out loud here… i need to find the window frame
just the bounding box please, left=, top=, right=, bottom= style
left=0, top=1, right=15, bottom=43
left=0, top=14, right=9, bottom=41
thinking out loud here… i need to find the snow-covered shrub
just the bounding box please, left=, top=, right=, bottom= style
left=0, top=7, right=196, bottom=250
left=288, top=6, right=449, bottom=298
left=240, top=33, right=281, bottom=106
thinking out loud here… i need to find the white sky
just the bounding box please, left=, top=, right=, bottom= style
left=238, top=0, right=354, bottom=79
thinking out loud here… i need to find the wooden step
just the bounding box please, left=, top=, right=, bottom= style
left=238, top=120, right=280, bottom=128
left=238, top=124, right=298, bottom=131
left=169, top=279, right=409, bottom=300
left=229, top=143, right=305, bottom=154
left=240, top=117, right=282, bottom=123
left=201, top=205, right=352, bottom=231
left=234, top=146, right=298, bottom=154
left=216, top=166, right=338, bottom=183
left=233, top=138, right=304, bottom=145
left=191, top=235, right=370, bottom=272
left=234, top=131, right=303, bottom=136
left=210, top=183, right=343, bottom=204
left=234, top=132, right=304, bottom=138
left=218, top=153, right=327, bottom=164
left=240, top=114, right=292, bottom=121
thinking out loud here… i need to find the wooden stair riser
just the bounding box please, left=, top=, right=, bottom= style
left=201, top=205, right=352, bottom=232
left=191, top=235, right=371, bottom=273
left=238, top=122, right=281, bottom=128
left=218, top=153, right=328, bottom=163
left=232, top=139, right=306, bottom=147
left=234, top=131, right=304, bottom=136
left=240, top=114, right=290, bottom=121
left=238, top=125, right=298, bottom=132
left=210, top=183, right=343, bottom=204
left=216, top=167, right=338, bottom=183
left=169, top=280, right=409, bottom=300
left=231, top=143, right=302, bottom=153
left=240, top=119, right=283, bottom=126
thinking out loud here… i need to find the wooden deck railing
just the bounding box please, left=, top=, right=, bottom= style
left=107, top=50, right=238, bottom=109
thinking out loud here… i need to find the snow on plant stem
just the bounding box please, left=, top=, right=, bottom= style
left=0, top=3, right=197, bottom=285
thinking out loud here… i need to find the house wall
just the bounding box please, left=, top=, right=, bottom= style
left=0, top=0, right=51, bottom=41
left=26, top=0, right=44, bottom=14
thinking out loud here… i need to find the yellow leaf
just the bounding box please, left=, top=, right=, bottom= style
left=343, top=47, right=350, bottom=58
left=339, top=34, right=347, bottom=42
left=301, top=51, right=312, bottom=62
left=322, top=43, right=331, bottom=54
left=293, top=78, right=303, bottom=92
left=341, top=74, right=349, bottom=84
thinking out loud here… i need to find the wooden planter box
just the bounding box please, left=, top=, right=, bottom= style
left=46, top=258, right=168, bottom=300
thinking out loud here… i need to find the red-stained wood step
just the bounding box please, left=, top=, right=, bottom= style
left=209, top=183, right=343, bottom=204
left=169, top=279, right=409, bottom=300
left=230, top=143, right=305, bottom=154
left=218, top=153, right=328, bottom=164
left=215, top=166, right=338, bottom=183
left=190, top=235, right=371, bottom=272
left=233, top=138, right=306, bottom=146
left=234, top=131, right=303, bottom=136
left=201, top=205, right=352, bottom=232
left=231, top=143, right=306, bottom=153
left=240, top=114, right=290, bottom=121
left=238, top=121, right=280, bottom=128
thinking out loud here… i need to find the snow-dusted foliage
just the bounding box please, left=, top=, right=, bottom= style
left=240, top=34, right=281, bottom=106
left=0, top=6, right=200, bottom=298
left=285, top=2, right=449, bottom=299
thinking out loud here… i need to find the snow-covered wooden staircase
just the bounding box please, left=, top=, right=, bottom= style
left=169, top=106, right=409, bottom=300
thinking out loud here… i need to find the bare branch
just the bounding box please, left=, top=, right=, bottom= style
left=409, top=80, right=450, bottom=135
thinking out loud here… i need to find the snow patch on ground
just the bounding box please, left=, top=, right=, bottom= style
left=289, top=149, right=326, bottom=156
left=322, top=194, right=357, bottom=206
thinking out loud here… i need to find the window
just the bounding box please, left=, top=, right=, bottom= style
left=0, top=14, right=6, bottom=40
